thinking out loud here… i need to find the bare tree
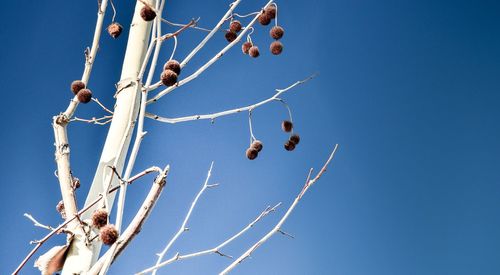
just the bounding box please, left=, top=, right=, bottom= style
left=13, top=1, right=338, bottom=274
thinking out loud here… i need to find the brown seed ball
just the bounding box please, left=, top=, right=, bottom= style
left=140, top=6, right=156, bottom=21
left=249, top=46, right=260, bottom=58
left=77, top=89, right=92, bottom=103
left=265, top=5, right=277, bottom=19
left=56, top=200, right=66, bottom=219
left=258, top=13, right=272, bottom=25
left=230, top=20, right=242, bottom=33
left=92, top=209, right=108, bottom=229
left=270, top=26, right=284, bottom=40
left=163, top=60, right=181, bottom=75
left=270, top=41, right=283, bottom=55
left=282, top=120, right=293, bottom=132
left=289, top=134, right=300, bottom=145
left=246, top=147, right=258, bottom=160
left=100, top=224, right=119, bottom=245
left=251, top=140, right=263, bottom=152
left=225, top=31, right=237, bottom=43
left=72, top=177, right=80, bottom=189
left=107, top=22, right=123, bottom=38
left=242, top=42, right=252, bottom=54
left=71, top=80, right=85, bottom=95
left=284, top=140, right=296, bottom=151
left=161, top=70, right=178, bottom=86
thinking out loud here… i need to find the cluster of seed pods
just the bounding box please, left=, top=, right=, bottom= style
left=245, top=120, right=302, bottom=160
left=161, top=59, right=181, bottom=87
left=70, top=80, right=93, bottom=103
left=91, top=209, right=120, bottom=246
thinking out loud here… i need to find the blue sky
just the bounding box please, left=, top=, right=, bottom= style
left=1, top=0, right=500, bottom=274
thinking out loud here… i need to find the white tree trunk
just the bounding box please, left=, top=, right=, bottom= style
left=61, top=1, right=155, bottom=273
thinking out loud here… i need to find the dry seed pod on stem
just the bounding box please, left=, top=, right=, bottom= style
left=270, top=41, right=283, bottom=55
left=70, top=80, right=85, bottom=95
left=77, top=89, right=92, bottom=103
left=161, top=70, right=178, bottom=87
left=163, top=60, right=181, bottom=75
left=249, top=46, right=260, bottom=58
left=107, top=22, right=123, bottom=38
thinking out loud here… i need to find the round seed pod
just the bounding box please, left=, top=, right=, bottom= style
left=270, top=26, right=284, bottom=40
left=258, top=13, right=272, bottom=25
left=161, top=70, right=178, bottom=86
left=281, top=120, right=293, bottom=132
left=140, top=6, right=156, bottom=21
left=265, top=5, right=277, bottom=19
left=249, top=46, right=260, bottom=58
left=289, top=134, right=300, bottom=145
left=56, top=200, right=66, bottom=219
left=107, top=22, right=123, bottom=38
left=242, top=42, right=252, bottom=54
left=270, top=41, right=283, bottom=55
left=100, top=224, right=119, bottom=245
left=163, top=60, right=181, bottom=75
left=246, top=148, right=258, bottom=160
left=71, top=80, right=85, bottom=95
left=225, top=31, right=237, bottom=42
left=72, top=177, right=80, bottom=189
left=92, top=209, right=108, bottom=229
left=284, top=140, right=296, bottom=151
left=230, top=20, right=242, bottom=33
left=77, top=89, right=92, bottom=103
left=251, top=140, right=263, bottom=152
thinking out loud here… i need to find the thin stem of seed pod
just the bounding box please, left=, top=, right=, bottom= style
left=169, top=35, right=177, bottom=61
left=273, top=3, right=278, bottom=26
left=248, top=110, right=257, bottom=143
left=274, top=97, right=294, bottom=127
left=233, top=11, right=261, bottom=18
left=246, top=27, right=254, bottom=44
left=110, top=0, right=117, bottom=22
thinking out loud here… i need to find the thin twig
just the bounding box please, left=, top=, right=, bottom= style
left=23, top=213, right=54, bottom=231
left=72, top=116, right=113, bottom=125
left=92, top=98, right=114, bottom=114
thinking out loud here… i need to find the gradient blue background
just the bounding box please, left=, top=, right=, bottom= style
left=1, top=0, right=500, bottom=274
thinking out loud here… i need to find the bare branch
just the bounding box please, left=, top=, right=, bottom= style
left=72, top=116, right=113, bottom=125
left=91, top=98, right=114, bottom=114
left=219, top=145, right=340, bottom=274
left=24, top=213, right=54, bottom=231
left=145, top=74, right=315, bottom=124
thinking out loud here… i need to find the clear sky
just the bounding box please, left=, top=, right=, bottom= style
left=1, top=0, right=500, bottom=274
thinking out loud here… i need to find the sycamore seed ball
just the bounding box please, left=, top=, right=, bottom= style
left=100, top=224, right=119, bottom=245
left=284, top=140, right=296, bottom=151
left=164, top=59, right=181, bottom=75
left=282, top=120, right=293, bottom=132
left=92, top=209, right=108, bottom=229
left=251, top=140, right=263, bottom=152
left=77, top=89, right=92, bottom=103
left=225, top=31, right=237, bottom=43
left=242, top=42, right=252, bottom=54
left=265, top=5, right=277, bottom=19
left=289, top=134, right=300, bottom=145
left=71, top=80, right=85, bottom=95
left=107, top=22, right=123, bottom=39
left=270, top=26, right=284, bottom=40
left=140, top=6, right=156, bottom=21
left=246, top=147, right=259, bottom=160
left=258, top=13, right=272, bottom=25
left=249, top=46, right=260, bottom=58
left=161, top=70, right=178, bottom=86
left=270, top=41, right=283, bottom=55
left=230, top=20, right=242, bottom=33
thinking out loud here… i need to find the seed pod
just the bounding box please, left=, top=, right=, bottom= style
left=107, top=22, right=123, bottom=38
left=230, top=20, right=242, bottom=33
left=258, top=13, right=272, bottom=25
left=72, top=177, right=80, bottom=189
left=265, top=5, right=277, bottom=19
left=56, top=200, right=66, bottom=219
left=100, top=224, right=119, bottom=245
left=77, top=89, right=92, bottom=103
left=251, top=140, right=263, bottom=152
left=242, top=42, right=252, bottom=54
left=91, top=209, right=108, bottom=229
left=71, top=80, right=85, bottom=95
left=246, top=147, right=258, bottom=160
left=249, top=46, right=260, bottom=58
left=289, top=134, right=300, bottom=145
left=282, top=120, right=293, bottom=132
left=161, top=70, right=178, bottom=86
left=225, top=31, right=237, bottom=42
left=270, top=26, right=284, bottom=40
left=163, top=59, right=181, bottom=75
left=270, top=41, right=283, bottom=55
left=140, top=5, right=156, bottom=21
left=284, top=140, right=296, bottom=151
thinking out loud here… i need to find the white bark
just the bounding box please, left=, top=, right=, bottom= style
left=61, top=1, right=156, bottom=273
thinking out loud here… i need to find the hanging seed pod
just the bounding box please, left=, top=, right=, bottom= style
left=251, top=140, right=263, bottom=152
left=249, top=46, right=260, bottom=58
left=265, top=5, right=277, bottom=19
left=242, top=42, right=252, bottom=54
left=246, top=147, right=259, bottom=160
left=270, top=41, right=283, bottom=55
left=91, top=209, right=108, bottom=229
left=100, top=224, right=119, bottom=245
left=70, top=80, right=85, bottom=95
left=270, top=26, right=284, bottom=40
left=258, top=13, right=272, bottom=25
left=140, top=5, right=156, bottom=21
left=230, top=20, right=242, bottom=33
left=284, top=140, right=296, bottom=151
left=225, top=31, right=237, bottom=42
left=289, top=134, right=300, bottom=145
left=77, top=89, right=92, bottom=103
left=161, top=70, right=178, bottom=86
left=163, top=59, right=181, bottom=75
left=107, top=22, right=123, bottom=38
left=282, top=120, right=293, bottom=132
